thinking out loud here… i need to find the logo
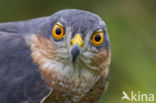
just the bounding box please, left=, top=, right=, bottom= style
left=121, top=90, right=154, bottom=102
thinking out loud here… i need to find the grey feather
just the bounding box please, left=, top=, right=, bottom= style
left=0, top=16, right=52, bottom=103
left=0, top=33, right=50, bottom=103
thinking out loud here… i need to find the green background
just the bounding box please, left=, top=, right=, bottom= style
left=0, top=0, right=155, bottom=103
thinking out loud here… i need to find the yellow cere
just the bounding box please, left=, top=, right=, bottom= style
left=71, top=34, right=84, bottom=47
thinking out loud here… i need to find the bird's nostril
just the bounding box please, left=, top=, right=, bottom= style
left=71, top=34, right=84, bottom=47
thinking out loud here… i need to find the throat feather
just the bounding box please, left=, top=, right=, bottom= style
left=30, top=34, right=100, bottom=101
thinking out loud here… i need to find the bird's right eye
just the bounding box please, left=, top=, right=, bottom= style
left=52, top=23, right=65, bottom=40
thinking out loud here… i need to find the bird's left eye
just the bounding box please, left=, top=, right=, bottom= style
left=52, top=24, right=65, bottom=40
left=90, top=31, right=104, bottom=46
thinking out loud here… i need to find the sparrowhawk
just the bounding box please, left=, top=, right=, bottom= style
left=0, top=9, right=111, bottom=103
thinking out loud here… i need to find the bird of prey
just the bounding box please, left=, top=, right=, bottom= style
left=0, top=9, right=111, bottom=103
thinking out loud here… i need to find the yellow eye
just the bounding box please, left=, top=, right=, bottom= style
left=52, top=24, right=65, bottom=40
left=90, top=31, right=104, bottom=46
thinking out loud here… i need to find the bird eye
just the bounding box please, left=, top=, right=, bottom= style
left=52, top=23, right=65, bottom=40
left=90, top=31, right=104, bottom=46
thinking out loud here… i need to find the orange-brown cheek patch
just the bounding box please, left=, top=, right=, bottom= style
left=30, top=35, right=57, bottom=78
left=30, top=34, right=59, bottom=87
left=91, top=49, right=111, bottom=69
left=30, top=35, right=56, bottom=64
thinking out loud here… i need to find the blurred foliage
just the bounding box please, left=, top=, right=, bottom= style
left=0, top=0, right=155, bottom=102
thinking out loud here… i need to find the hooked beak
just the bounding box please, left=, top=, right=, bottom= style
left=70, top=34, right=83, bottom=63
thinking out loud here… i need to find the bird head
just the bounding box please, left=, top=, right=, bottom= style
left=30, top=9, right=111, bottom=101
left=48, top=9, right=110, bottom=67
